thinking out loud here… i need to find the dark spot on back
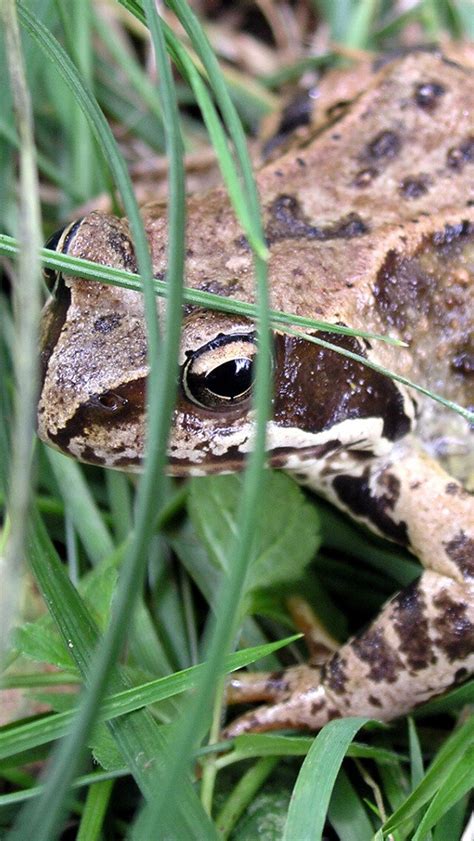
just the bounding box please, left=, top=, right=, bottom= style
left=106, top=228, right=137, bottom=272
left=392, top=583, right=435, bottom=671
left=433, top=591, right=474, bottom=662
left=366, top=130, right=401, bottom=161
left=414, top=81, right=445, bottom=111
left=368, top=694, right=382, bottom=708
left=352, top=628, right=402, bottom=683
left=446, top=136, right=474, bottom=170
left=265, top=195, right=368, bottom=243
left=234, top=234, right=250, bottom=252
left=399, top=176, right=429, bottom=199
left=93, top=313, right=122, bottom=333
left=261, top=93, right=313, bottom=160
left=198, top=277, right=242, bottom=298
left=374, top=221, right=473, bottom=331
left=445, top=482, right=466, bottom=496
left=333, top=469, right=409, bottom=544
left=444, top=530, right=474, bottom=579
left=451, top=348, right=474, bottom=376
left=323, top=657, right=348, bottom=695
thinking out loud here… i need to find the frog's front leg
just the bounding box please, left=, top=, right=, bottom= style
left=225, top=446, right=474, bottom=735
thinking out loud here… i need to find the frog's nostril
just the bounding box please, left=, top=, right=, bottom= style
left=88, top=392, right=128, bottom=414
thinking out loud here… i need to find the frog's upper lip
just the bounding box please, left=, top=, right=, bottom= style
left=166, top=438, right=352, bottom=476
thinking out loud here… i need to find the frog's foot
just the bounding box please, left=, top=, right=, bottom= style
left=225, top=664, right=337, bottom=736
left=225, top=569, right=474, bottom=737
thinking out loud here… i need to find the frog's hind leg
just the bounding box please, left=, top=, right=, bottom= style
left=225, top=445, right=474, bottom=736
left=225, top=569, right=474, bottom=736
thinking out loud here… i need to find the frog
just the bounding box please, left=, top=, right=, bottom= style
left=37, top=47, right=474, bottom=735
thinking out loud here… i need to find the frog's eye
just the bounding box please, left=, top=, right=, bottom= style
left=183, top=333, right=257, bottom=410
left=43, top=219, right=82, bottom=291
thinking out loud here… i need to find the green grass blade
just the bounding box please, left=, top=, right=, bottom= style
left=383, top=715, right=474, bottom=834
left=408, top=717, right=424, bottom=789
left=76, top=779, right=113, bottom=841
left=215, top=756, right=279, bottom=838
left=46, top=449, right=114, bottom=564
left=414, top=679, right=474, bottom=716
left=0, top=769, right=127, bottom=809
left=123, top=1, right=272, bottom=835
left=0, top=235, right=407, bottom=346
left=0, top=636, right=300, bottom=762
left=1, top=0, right=43, bottom=671
left=327, top=768, right=374, bottom=840
left=92, top=8, right=166, bottom=134
left=8, top=509, right=216, bottom=840
left=344, top=0, right=378, bottom=48
left=68, top=0, right=95, bottom=201
left=411, top=748, right=474, bottom=841
left=282, top=718, right=370, bottom=841
left=105, top=471, right=133, bottom=544
left=12, top=5, right=195, bottom=837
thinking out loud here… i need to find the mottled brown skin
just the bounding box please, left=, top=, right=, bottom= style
left=38, top=49, right=474, bottom=735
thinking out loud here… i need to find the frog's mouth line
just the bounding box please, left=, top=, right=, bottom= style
left=166, top=437, right=370, bottom=476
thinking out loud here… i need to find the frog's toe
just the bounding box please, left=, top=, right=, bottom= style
left=224, top=683, right=338, bottom=738
left=227, top=664, right=321, bottom=705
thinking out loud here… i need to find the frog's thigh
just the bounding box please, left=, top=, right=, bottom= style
left=225, top=570, right=474, bottom=736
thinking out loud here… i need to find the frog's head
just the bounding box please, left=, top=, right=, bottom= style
left=38, top=212, right=414, bottom=474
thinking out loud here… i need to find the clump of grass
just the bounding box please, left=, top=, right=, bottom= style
left=1, top=2, right=473, bottom=839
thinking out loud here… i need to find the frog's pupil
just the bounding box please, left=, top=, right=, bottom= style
left=206, top=358, right=252, bottom=399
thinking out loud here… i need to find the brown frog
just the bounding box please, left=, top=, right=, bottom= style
left=38, top=48, right=474, bottom=734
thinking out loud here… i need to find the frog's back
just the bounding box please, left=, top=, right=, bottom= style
left=141, top=50, right=474, bottom=443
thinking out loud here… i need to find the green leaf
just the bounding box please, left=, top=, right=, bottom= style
left=188, top=473, right=320, bottom=596
left=13, top=622, right=74, bottom=671
left=282, top=718, right=370, bottom=841
left=89, top=725, right=123, bottom=772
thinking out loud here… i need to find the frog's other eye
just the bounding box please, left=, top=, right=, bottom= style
left=43, top=219, right=82, bottom=291
left=183, top=333, right=257, bottom=410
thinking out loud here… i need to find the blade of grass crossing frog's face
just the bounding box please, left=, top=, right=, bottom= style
left=38, top=47, right=474, bottom=733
